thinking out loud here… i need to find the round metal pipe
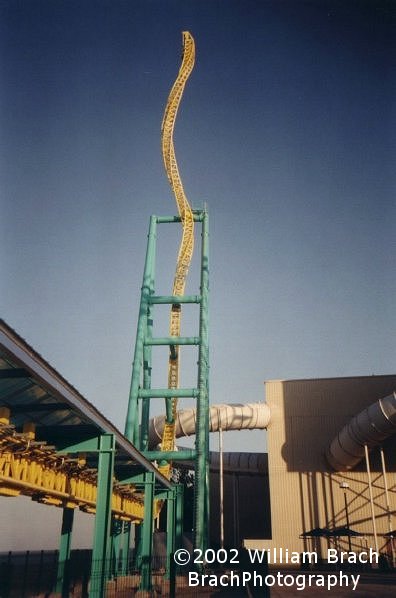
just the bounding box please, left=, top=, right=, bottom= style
left=326, top=393, right=396, bottom=471
left=148, top=402, right=271, bottom=448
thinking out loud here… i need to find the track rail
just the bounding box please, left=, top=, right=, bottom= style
left=0, top=422, right=161, bottom=522
left=159, top=32, right=196, bottom=476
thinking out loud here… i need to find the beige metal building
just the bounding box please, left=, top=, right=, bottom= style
left=245, top=375, right=396, bottom=564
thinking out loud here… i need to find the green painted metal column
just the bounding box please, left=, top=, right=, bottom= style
left=194, top=209, right=210, bottom=555
left=89, top=433, right=115, bottom=598
left=138, top=471, right=155, bottom=592
left=125, top=215, right=157, bottom=444
left=110, top=518, right=124, bottom=578
left=175, top=483, right=184, bottom=552
left=140, top=213, right=156, bottom=451
left=165, top=488, right=175, bottom=579
left=120, top=522, right=131, bottom=575
left=165, top=488, right=177, bottom=597
left=55, top=507, right=74, bottom=597
left=140, top=299, right=153, bottom=451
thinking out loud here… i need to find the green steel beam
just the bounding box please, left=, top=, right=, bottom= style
left=56, top=507, right=74, bottom=598
left=156, top=213, right=203, bottom=223
left=162, top=483, right=183, bottom=592
left=144, top=336, right=200, bottom=346
left=175, top=484, right=184, bottom=551
left=116, top=471, right=146, bottom=484
left=56, top=436, right=102, bottom=454
left=149, top=295, right=201, bottom=304
left=142, top=449, right=196, bottom=461
left=120, top=522, right=131, bottom=576
left=194, top=209, right=210, bottom=555
left=125, top=215, right=157, bottom=444
left=89, top=434, right=115, bottom=598
left=154, top=490, right=169, bottom=501
left=138, top=388, right=199, bottom=399
left=165, top=488, right=176, bottom=584
left=110, top=518, right=124, bottom=579
left=138, top=471, right=155, bottom=592
left=140, top=305, right=153, bottom=451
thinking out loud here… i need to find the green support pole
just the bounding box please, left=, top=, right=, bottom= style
left=175, top=484, right=184, bottom=551
left=109, top=521, right=115, bottom=579
left=120, top=522, right=131, bottom=575
left=165, top=489, right=175, bottom=579
left=134, top=524, right=142, bottom=570
left=138, top=471, right=155, bottom=592
left=194, top=209, right=210, bottom=555
left=167, top=484, right=184, bottom=598
left=56, top=507, right=74, bottom=598
left=89, top=434, right=115, bottom=598
left=110, top=518, right=124, bottom=578
left=165, top=489, right=177, bottom=598
left=140, top=303, right=153, bottom=451
left=141, top=216, right=155, bottom=451
left=125, top=215, right=157, bottom=444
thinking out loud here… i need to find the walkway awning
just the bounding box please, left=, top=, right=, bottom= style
left=0, top=319, right=171, bottom=515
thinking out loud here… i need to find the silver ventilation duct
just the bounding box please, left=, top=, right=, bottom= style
left=326, top=392, right=396, bottom=470
left=148, top=402, right=271, bottom=448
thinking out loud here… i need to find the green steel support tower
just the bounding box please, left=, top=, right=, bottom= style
left=125, top=31, right=210, bottom=562
left=124, top=208, right=210, bottom=555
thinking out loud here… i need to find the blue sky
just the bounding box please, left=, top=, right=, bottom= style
left=1, top=0, right=395, bottom=458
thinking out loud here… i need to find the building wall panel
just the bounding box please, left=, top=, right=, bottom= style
left=246, top=375, right=396, bottom=560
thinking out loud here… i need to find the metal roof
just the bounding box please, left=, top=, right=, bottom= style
left=0, top=319, right=171, bottom=489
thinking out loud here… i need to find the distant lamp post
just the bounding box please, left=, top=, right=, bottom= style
left=340, top=481, right=352, bottom=552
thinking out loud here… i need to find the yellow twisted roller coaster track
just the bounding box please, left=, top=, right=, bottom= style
left=159, top=32, right=195, bottom=476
